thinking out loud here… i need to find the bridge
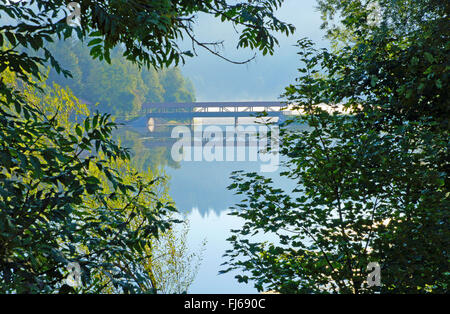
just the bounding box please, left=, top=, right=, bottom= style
left=127, top=101, right=292, bottom=130
left=119, top=101, right=347, bottom=149
left=141, top=101, right=287, bottom=115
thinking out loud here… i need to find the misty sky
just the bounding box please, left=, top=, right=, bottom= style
left=180, top=0, right=329, bottom=101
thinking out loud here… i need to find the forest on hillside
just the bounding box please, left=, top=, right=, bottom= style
left=45, top=39, right=196, bottom=117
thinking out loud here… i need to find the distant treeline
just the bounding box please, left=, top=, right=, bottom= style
left=45, top=39, right=195, bottom=117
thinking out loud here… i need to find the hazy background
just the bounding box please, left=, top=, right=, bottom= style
left=179, top=0, right=329, bottom=101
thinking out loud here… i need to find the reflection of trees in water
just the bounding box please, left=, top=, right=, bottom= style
left=115, top=118, right=307, bottom=218
left=116, top=120, right=307, bottom=217
left=113, top=127, right=180, bottom=172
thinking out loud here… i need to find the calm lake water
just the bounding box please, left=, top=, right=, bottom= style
left=122, top=118, right=298, bottom=293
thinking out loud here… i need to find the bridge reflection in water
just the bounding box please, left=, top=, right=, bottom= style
left=125, top=101, right=294, bottom=149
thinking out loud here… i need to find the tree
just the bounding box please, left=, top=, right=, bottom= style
left=85, top=56, right=147, bottom=116
left=316, top=0, right=449, bottom=127
left=0, top=69, right=180, bottom=293
left=1, top=0, right=294, bottom=293
left=45, top=40, right=84, bottom=97
left=1, top=0, right=294, bottom=87
left=41, top=39, right=194, bottom=115
left=221, top=0, right=449, bottom=293
left=79, top=137, right=203, bottom=293
left=160, top=67, right=195, bottom=103
left=141, top=67, right=165, bottom=103
left=144, top=220, right=206, bottom=294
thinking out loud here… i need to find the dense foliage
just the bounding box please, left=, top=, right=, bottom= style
left=222, top=0, right=449, bottom=293
left=0, top=69, right=181, bottom=293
